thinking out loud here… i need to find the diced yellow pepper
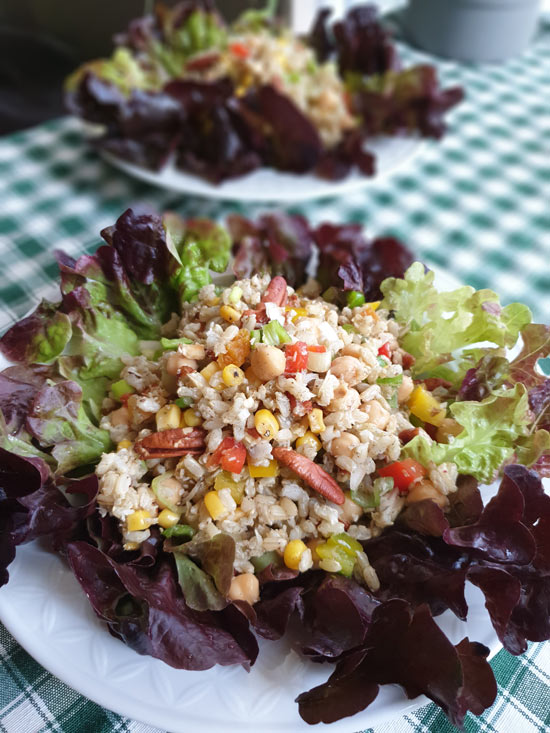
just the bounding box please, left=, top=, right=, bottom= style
left=127, top=510, right=152, bottom=532
left=285, top=306, right=308, bottom=323
left=408, top=385, right=446, bottom=427
left=214, top=471, right=245, bottom=505
left=365, top=301, right=381, bottom=311
left=222, top=364, right=245, bottom=387
left=157, top=508, right=180, bottom=529
left=183, top=408, right=202, bottom=427
left=204, top=491, right=226, bottom=520
left=220, top=305, right=241, bottom=324
left=117, top=439, right=132, bottom=452
left=156, top=404, right=182, bottom=431
left=308, top=408, right=326, bottom=435
left=254, top=409, right=280, bottom=440
left=283, top=539, right=307, bottom=570
left=248, top=459, right=279, bottom=478
left=200, top=362, right=221, bottom=382
left=296, top=431, right=322, bottom=453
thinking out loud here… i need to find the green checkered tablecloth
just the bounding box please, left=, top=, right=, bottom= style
left=1, top=16, right=550, bottom=733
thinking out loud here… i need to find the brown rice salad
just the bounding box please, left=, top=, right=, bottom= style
left=96, top=274, right=459, bottom=604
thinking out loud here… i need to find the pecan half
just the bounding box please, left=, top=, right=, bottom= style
left=272, top=447, right=345, bottom=505
left=134, top=427, right=206, bottom=460
left=261, top=276, right=288, bottom=307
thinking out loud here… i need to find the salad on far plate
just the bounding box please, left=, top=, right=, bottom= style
left=65, top=0, right=463, bottom=183
left=1, top=209, right=550, bottom=728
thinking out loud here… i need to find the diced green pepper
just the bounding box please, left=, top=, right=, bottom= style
left=162, top=524, right=195, bottom=541
left=175, top=396, right=193, bottom=409
left=250, top=550, right=281, bottom=574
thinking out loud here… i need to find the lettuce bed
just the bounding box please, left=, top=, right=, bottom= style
left=65, top=1, right=463, bottom=183
left=1, top=209, right=550, bottom=728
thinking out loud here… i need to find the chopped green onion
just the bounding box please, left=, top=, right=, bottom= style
left=229, top=286, right=243, bottom=304
left=162, top=524, right=195, bottom=541
left=347, top=290, right=366, bottom=308
left=250, top=550, right=280, bottom=573
left=111, top=379, right=135, bottom=400
left=387, top=391, right=398, bottom=410
left=175, top=397, right=193, bottom=409
left=286, top=70, right=301, bottom=83
left=161, top=337, right=193, bottom=350
left=342, top=324, right=356, bottom=334
left=377, top=356, right=388, bottom=367
left=262, top=320, right=291, bottom=346
left=376, top=375, right=404, bottom=386
left=250, top=329, right=262, bottom=348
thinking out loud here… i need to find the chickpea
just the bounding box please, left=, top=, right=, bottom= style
left=250, top=345, right=286, bottom=382
left=339, top=495, right=363, bottom=524
left=341, top=344, right=363, bottom=359
left=361, top=400, right=390, bottom=429
left=228, top=573, right=260, bottom=605
left=397, top=375, right=414, bottom=404
left=165, top=353, right=198, bottom=376
left=327, top=383, right=361, bottom=412
left=181, top=344, right=206, bottom=360
left=155, top=476, right=182, bottom=509
left=405, top=480, right=448, bottom=509
left=330, top=356, right=367, bottom=386
left=110, top=406, right=129, bottom=427
left=330, top=432, right=360, bottom=458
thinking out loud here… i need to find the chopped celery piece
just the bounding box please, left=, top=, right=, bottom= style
left=317, top=533, right=362, bottom=577
left=250, top=329, right=262, bottom=348
left=262, top=320, right=291, bottom=346
left=151, top=474, right=180, bottom=514
left=111, top=379, right=134, bottom=400
left=161, top=337, right=193, bottom=350
left=377, top=375, right=403, bottom=386
left=347, top=291, right=366, bottom=308
left=162, top=524, right=195, bottom=541
left=229, top=286, right=243, bottom=304
left=342, top=324, right=356, bottom=334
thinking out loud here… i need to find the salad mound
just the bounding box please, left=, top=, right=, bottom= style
left=65, top=1, right=463, bottom=182
left=1, top=209, right=550, bottom=728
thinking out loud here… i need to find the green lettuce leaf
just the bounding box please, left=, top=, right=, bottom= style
left=381, top=263, right=532, bottom=384
left=404, top=384, right=548, bottom=483
left=172, top=553, right=227, bottom=612
left=26, top=381, right=112, bottom=474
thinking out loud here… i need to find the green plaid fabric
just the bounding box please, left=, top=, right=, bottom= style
left=0, top=16, right=549, bottom=733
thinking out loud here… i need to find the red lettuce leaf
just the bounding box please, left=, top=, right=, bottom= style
left=351, top=65, right=464, bottom=140
left=228, top=212, right=314, bottom=287
left=67, top=542, right=258, bottom=670
left=333, top=5, right=400, bottom=76
left=510, top=324, right=550, bottom=388
left=0, top=301, right=72, bottom=365
left=297, top=601, right=495, bottom=728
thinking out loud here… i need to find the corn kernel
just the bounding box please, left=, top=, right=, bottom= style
left=365, top=301, right=381, bottom=311
left=183, top=408, right=202, bottom=427
left=127, top=510, right=152, bottom=532
left=222, top=364, right=245, bottom=387
left=208, top=296, right=220, bottom=306
left=248, top=459, right=279, bottom=478
left=220, top=305, right=241, bottom=324
left=204, top=491, right=226, bottom=520
left=156, top=404, right=182, bottom=431
left=117, top=439, right=132, bottom=452
left=254, top=409, right=280, bottom=440
left=308, top=408, right=326, bottom=434
left=284, top=539, right=307, bottom=570
left=296, top=431, right=322, bottom=452
left=285, top=306, right=308, bottom=323
left=157, top=508, right=180, bottom=529
left=200, top=362, right=221, bottom=382
left=408, top=385, right=446, bottom=427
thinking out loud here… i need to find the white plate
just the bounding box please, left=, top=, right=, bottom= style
left=0, top=268, right=503, bottom=732
left=100, top=136, right=424, bottom=203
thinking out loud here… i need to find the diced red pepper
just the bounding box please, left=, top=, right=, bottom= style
left=120, top=393, right=132, bottom=407
left=378, top=343, right=392, bottom=360
left=230, top=42, right=250, bottom=59
left=285, top=341, right=308, bottom=375
left=207, top=436, right=246, bottom=474
left=307, top=345, right=326, bottom=353
left=402, top=352, right=416, bottom=369
left=378, top=458, right=427, bottom=494
left=286, top=393, right=313, bottom=416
